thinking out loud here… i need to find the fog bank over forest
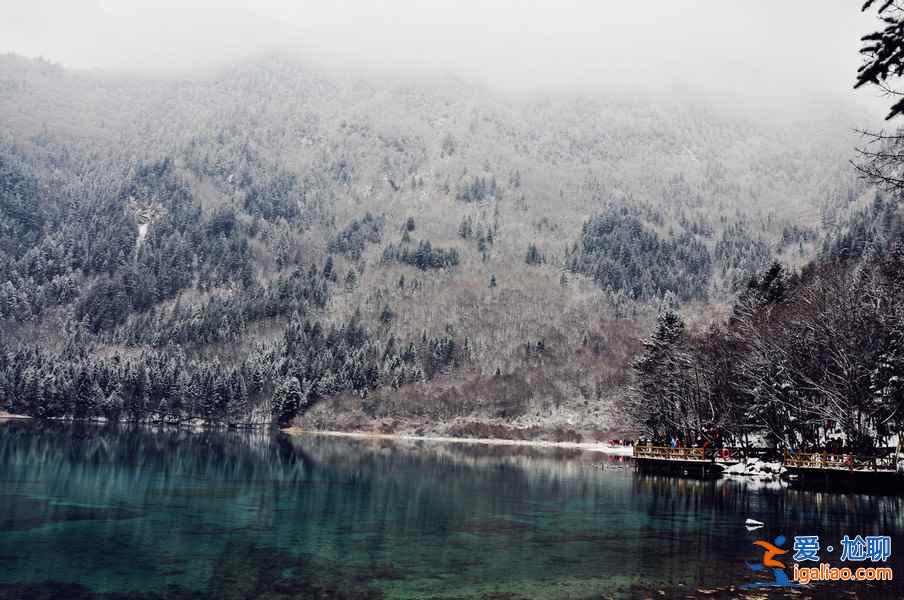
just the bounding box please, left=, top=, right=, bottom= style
left=0, top=1, right=887, bottom=117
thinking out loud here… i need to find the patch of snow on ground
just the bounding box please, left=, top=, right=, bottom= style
left=137, top=223, right=149, bottom=247
left=723, top=458, right=785, bottom=480
left=598, top=444, right=634, bottom=456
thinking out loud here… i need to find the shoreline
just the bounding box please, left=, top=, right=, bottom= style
left=0, top=411, right=30, bottom=420
left=281, top=427, right=635, bottom=456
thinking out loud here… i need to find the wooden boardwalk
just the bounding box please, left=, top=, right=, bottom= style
left=632, top=445, right=726, bottom=478
left=633, top=445, right=707, bottom=461
left=631, top=446, right=904, bottom=489
left=783, top=451, right=902, bottom=491
left=784, top=451, right=897, bottom=472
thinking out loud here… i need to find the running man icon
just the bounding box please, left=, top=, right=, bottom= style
left=741, top=535, right=807, bottom=589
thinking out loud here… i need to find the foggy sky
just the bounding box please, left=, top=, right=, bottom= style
left=0, top=0, right=885, bottom=110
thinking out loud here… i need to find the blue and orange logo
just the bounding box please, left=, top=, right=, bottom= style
left=741, top=535, right=806, bottom=589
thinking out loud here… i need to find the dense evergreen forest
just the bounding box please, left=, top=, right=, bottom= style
left=567, top=207, right=712, bottom=301
left=629, top=194, right=904, bottom=451
left=0, top=145, right=466, bottom=425
left=0, top=53, right=879, bottom=434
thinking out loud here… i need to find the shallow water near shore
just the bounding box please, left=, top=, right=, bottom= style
left=0, top=421, right=902, bottom=599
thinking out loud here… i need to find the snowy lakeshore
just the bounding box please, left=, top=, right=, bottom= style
left=722, top=457, right=786, bottom=480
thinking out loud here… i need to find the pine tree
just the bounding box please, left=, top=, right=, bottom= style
left=380, top=305, right=394, bottom=323
left=228, top=374, right=249, bottom=426
left=629, top=311, right=693, bottom=442
left=871, top=326, right=904, bottom=441
left=525, top=243, right=543, bottom=265
left=102, top=384, right=124, bottom=422
left=345, top=269, right=357, bottom=290
left=271, top=376, right=304, bottom=425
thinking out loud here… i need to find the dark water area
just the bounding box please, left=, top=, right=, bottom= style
left=0, top=420, right=902, bottom=599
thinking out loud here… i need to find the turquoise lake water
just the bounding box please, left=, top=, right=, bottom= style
left=0, top=420, right=902, bottom=599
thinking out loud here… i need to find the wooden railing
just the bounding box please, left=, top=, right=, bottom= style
left=634, top=446, right=707, bottom=461
left=784, top=451, right=898, bottom=472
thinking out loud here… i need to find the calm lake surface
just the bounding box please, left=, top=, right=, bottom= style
left=0, top=420, right=902, bottom=599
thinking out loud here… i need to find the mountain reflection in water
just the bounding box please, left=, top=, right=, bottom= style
left=0, top=421, right=901, bottom=599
